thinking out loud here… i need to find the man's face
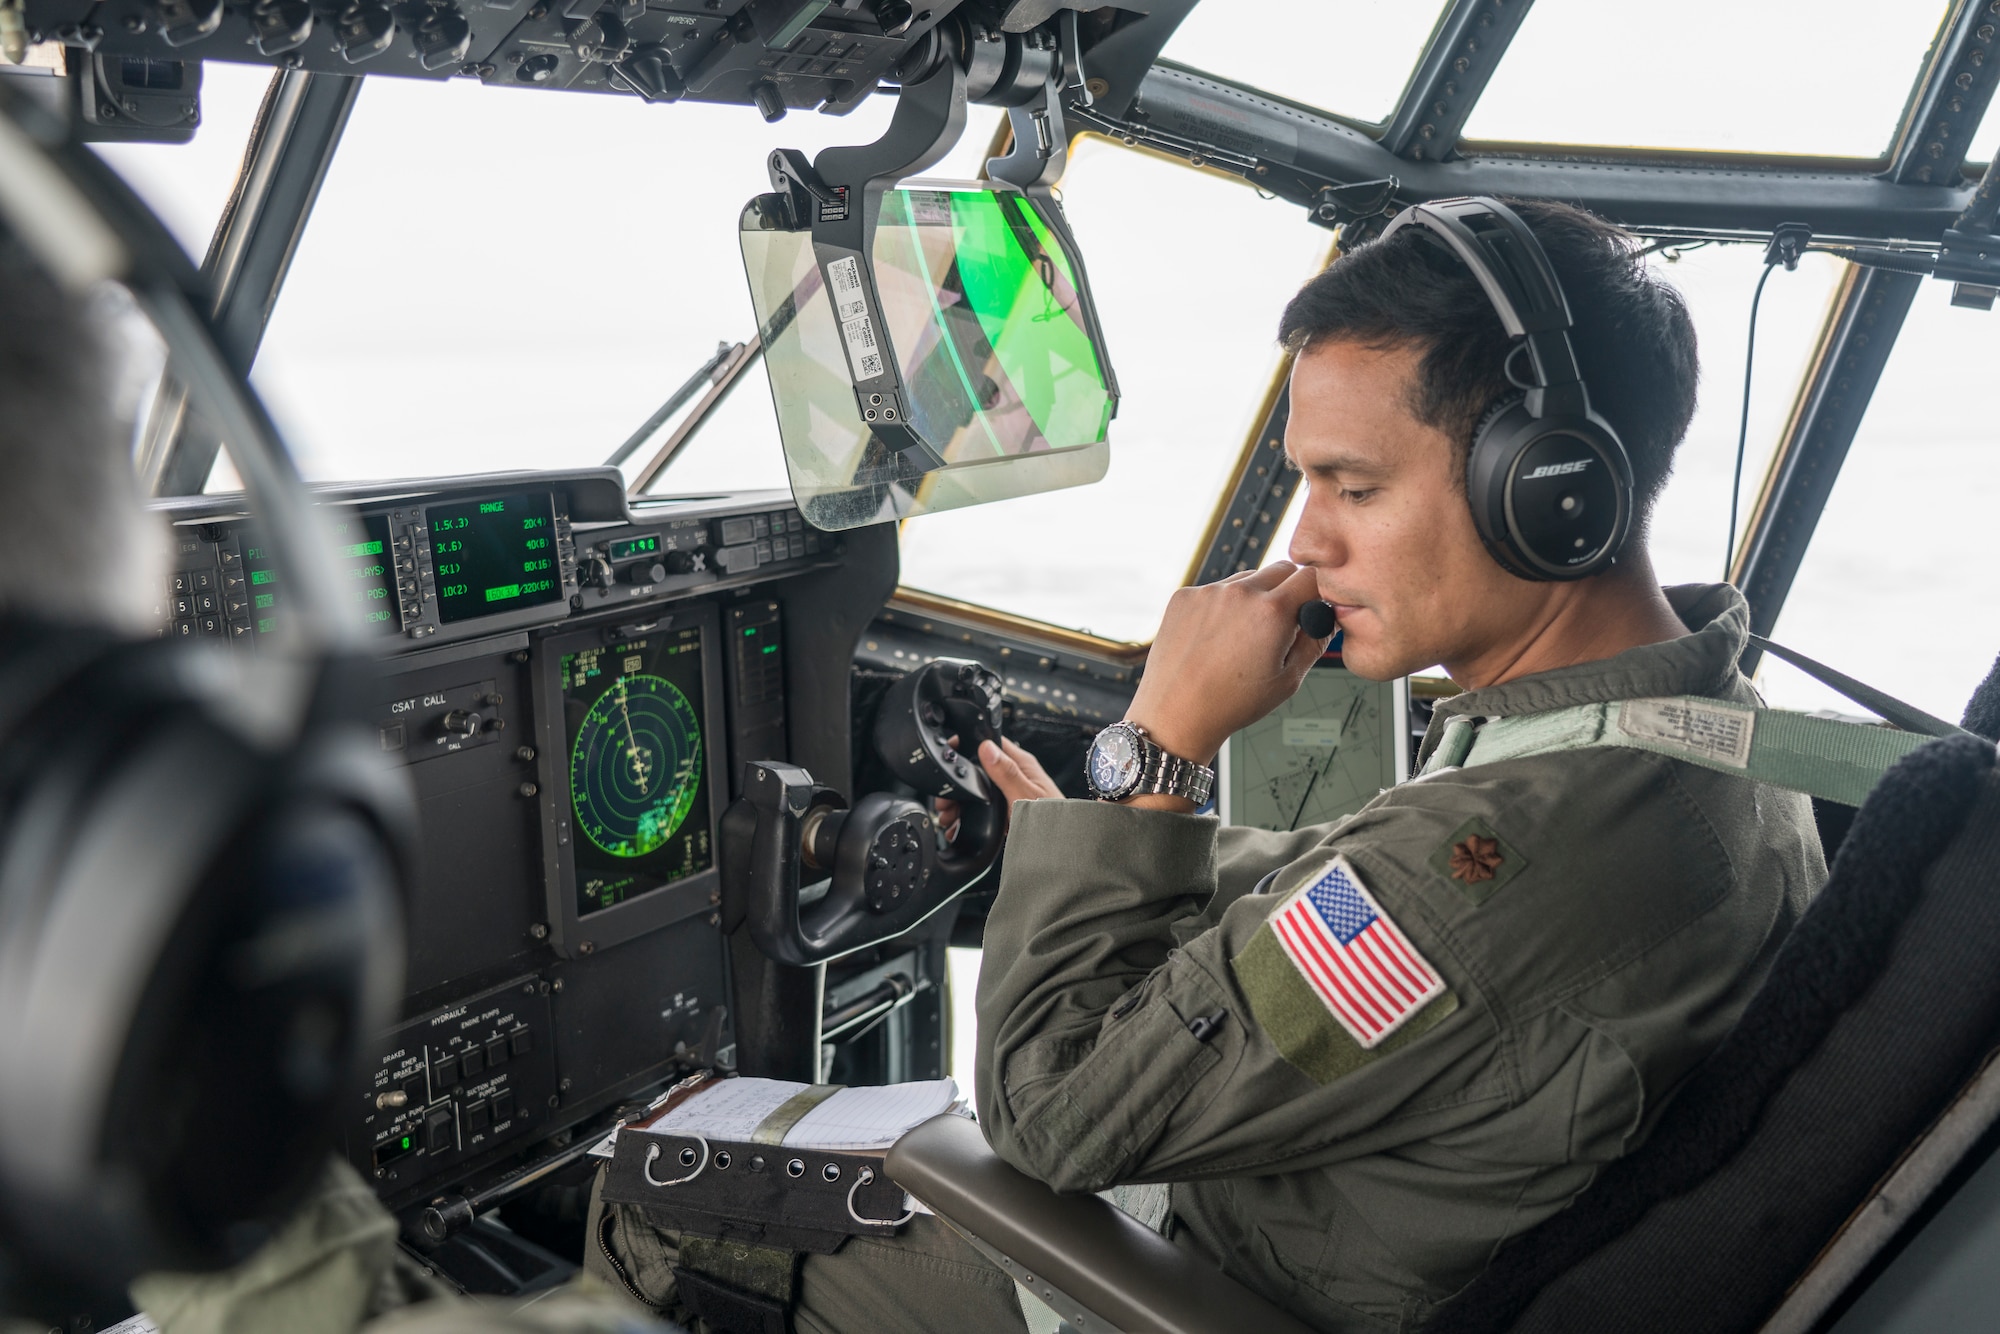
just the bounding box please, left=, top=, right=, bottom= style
left=1285, top=338, right=1554, bottom=681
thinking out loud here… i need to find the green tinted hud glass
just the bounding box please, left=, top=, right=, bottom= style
left=740, top=183, right=1115, bottom=531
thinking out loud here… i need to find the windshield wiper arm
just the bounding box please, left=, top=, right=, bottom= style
left=627, top=338, right=766, bottom=497
left=605, top=340, right=740, bottom=469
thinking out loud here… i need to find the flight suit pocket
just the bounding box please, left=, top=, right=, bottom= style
left=1010, top=995, right=1224, bottom=1192
left=584, top=1165, right=681, bottom=1312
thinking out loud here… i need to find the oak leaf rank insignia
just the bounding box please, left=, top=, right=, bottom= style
left=1428, top=817, right=1526, bottom=904
left=1448, top=834, right=1504, bottom=884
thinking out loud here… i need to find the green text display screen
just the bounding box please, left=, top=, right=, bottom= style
left=428, top=492, right=564, bottom=625
left=244, top=512, right=395, bottom=638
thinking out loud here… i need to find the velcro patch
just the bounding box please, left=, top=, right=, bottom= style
left=1265, top=856, right=1446, bottom=1050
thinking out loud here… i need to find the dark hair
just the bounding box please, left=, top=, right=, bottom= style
left=1276, top=199, right=1698, bottom=524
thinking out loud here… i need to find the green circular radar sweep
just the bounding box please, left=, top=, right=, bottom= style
left=570, top=673, right=703, bottom=858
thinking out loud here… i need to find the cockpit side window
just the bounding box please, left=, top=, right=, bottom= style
left=1763, top=281, right=2000, bottom=723
left=90, top=62, right=270, bottom=263
left=1465, top=0, right=1951, bottom=158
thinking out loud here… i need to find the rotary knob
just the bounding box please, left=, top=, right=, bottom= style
left=442, top=709, right=483, bottom=736
left=621, top=559, right=668, bottom=586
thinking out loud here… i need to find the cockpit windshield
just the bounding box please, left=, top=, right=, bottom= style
left=207, top=78, right=1005, bottom=491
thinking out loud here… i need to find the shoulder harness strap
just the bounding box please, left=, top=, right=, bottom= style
left=1422, top=697, right=1937, bottom=806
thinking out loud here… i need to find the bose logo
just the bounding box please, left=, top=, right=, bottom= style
left=1522, top=460, right=1592, bottom=480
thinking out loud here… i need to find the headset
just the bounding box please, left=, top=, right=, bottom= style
left=0, top=86, right=411, bottom=1311
left=1376, top=196, right=1636, bottom=581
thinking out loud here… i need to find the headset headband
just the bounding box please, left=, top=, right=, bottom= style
left=1376, top=197, right=1591, bottom=423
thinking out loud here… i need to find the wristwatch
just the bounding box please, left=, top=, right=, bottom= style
left=1085, top=721, right=1215, bottom=806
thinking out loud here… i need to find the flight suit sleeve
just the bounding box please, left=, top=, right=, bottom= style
left=974, top=796, right=1507, bottom=1194
left=1181, top=819, right=1365, bottom=937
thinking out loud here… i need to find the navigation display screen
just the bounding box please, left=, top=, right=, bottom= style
left=560, top=626, right=714, bottom=918
left=428, top=492, right=562, bottom=625
left=243, top=513, right=395, bottom=638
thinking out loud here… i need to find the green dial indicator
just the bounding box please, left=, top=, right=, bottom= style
left=569, top=672, right=703, bottom=859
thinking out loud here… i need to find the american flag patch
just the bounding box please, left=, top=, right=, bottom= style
left=1271, top=856, right=1445, bottom=1049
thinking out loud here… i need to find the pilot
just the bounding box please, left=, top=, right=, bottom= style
left=588, top=199, right=1828, bottom=1333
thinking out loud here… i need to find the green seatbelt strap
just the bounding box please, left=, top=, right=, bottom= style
left=1419, top=697, right=1939, bottom=807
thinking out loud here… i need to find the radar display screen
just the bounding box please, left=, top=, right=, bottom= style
left=561, top=626, right=713, bottom=918
left=428, top=492, right=563, bottom=625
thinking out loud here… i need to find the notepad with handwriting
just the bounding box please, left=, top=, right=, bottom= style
left=589, top=1076, right=967, bottom=1158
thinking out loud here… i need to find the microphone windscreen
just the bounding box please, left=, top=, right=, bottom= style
left=1297, top=600, right=1338, bottom=639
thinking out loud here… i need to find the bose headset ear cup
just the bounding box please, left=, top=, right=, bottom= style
left=0, top=629, right=408, bottom=1286
left=1466, top=397, right=1636, bottom=581
left=0, top=98, right=416, bottom=1311
left=1464, top=395, right=1535, bottom=579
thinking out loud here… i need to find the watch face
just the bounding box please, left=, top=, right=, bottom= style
left=1089, top=726, right=1143, bottom=797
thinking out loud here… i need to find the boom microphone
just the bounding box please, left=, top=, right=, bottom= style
left=1297, top=600, right=1338, bottom=639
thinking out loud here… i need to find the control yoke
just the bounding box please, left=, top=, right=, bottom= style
left=872, top=656, right=1008, bottom=889
left=722, top=658, right=1006, bottom=967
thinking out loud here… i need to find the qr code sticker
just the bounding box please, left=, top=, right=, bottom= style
left=828, top=257, right=866, bottom=320
left=839, top=311, right=883, bottom=384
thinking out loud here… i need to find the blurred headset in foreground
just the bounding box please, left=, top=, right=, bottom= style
left=0, top=82, right=411, bottom=1314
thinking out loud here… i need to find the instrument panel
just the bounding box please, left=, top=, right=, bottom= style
left=150, top=468, right=893, bottom=1209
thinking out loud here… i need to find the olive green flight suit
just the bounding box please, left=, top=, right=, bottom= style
left=595, top=582, right=1825, bottom=1333
left=968, top=583, right=1825, bottom=1331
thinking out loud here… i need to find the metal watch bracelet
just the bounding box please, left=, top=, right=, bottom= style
left=1133, top=743, right=1215, bottom=807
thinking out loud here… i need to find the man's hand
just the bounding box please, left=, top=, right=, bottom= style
left=1125, top=561, right=1332, bottom=765
left=933, top=737, right=1063, bottom=840
left=977, top=737, right=1063, bottom=804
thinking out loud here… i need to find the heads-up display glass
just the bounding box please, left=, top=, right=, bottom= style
left=741, top=183, right=1115, bottom=530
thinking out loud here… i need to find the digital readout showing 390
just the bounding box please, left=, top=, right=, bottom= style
left=427, top=492, right=564, bottom=625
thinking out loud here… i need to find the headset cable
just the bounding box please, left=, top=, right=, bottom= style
left=1726, top=223, right=1812, bottom=582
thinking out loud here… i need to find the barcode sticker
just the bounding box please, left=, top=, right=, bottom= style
left=826, top=257, right=884, bottom=383
left=827, top=256, right=868, bottom=321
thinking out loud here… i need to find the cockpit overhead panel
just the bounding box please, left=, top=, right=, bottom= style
left=32, top=0, right=972, bottom=110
